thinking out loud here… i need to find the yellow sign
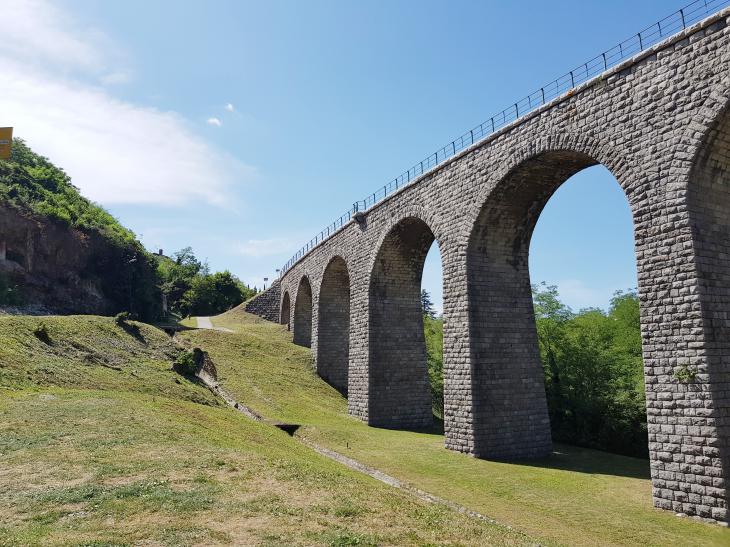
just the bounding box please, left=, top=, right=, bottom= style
left=0, top=127, right=12, bottom=160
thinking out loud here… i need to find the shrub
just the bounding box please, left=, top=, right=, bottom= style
left=114, top=311, right=131, bottom=325
left=174, top=349, right=200, bottom=376
left=33, top=322, right=51, bottom=344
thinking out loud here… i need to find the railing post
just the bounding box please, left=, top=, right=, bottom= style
left=680, top=9, right=686, bottom=29
left=514, top=102, right=519, bottom=117
left=638, top=32, right=643, bottom=50
left=470, top=130, right=474, bottom=144
left=602, top=52, right=607, bottom=70
left=570, top=71, right=575, bottom=87
left=491, top=117, right=495, bottom=132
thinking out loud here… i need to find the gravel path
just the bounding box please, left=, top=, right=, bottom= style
left=195, top=317, right=233, bottom=333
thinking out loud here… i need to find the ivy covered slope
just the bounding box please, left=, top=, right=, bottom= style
left=0, top=139, right=160, bottom=320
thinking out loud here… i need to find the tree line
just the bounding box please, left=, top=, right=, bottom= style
left=422, top=284, right=647, bottom=458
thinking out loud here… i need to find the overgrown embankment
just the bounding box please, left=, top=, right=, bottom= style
left=0, top=139, right=160, bottom=318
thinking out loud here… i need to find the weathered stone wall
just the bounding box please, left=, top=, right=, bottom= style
left=274, top=11, right=730, bottom=522
left=317, top=257, right=350, bottom=394
left=244, top=280, right=281, bottom=323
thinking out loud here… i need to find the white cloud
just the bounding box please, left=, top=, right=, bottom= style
left=207, top=117, right=222, bottom=127
left=99, top=70, right=132, bottom=85
left=0, top=0, right=253, bottom=207
left=225, top=103, right=235, bottom=112
left=0, top=0, right=105, bottom=73
left=235, top=238, right=298, bottom=258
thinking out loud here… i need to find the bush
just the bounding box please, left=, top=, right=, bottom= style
left=174, top=349, right=201, bottom=376
left=33, top=322, right=51, bottom=344
left=114, top=311, right=131, bottom=325
left=0, top=272, right=22, bottom=306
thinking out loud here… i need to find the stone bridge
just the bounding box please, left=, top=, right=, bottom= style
left=248, top=9, right=730, bottom=522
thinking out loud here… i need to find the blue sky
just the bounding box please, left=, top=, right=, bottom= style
left=1, top=0, right=685, bottom=312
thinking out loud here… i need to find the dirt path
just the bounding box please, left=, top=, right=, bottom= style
left=195, top=317, right=233, bottom=333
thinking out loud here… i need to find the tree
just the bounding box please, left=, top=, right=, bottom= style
left=421, top=289, right=436, bottom=318
left=532, top=283, right=647, bottom=457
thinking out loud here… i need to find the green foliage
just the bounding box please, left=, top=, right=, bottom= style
left=174, top=349, right=199, bottom=376
left=158, top=247, right=256, bottom=317
left=421, top=289, right=435, bottom=319
left=32, top=322, right=51, bottom=345
left=0, top=272, right=23, bottom=306
left=1, top=139, right=137, bottom=246
left=673, top=363, right=698, bottom=383
left=0, top=139, right=161, bottom=321
left=423, top=313, right=444, bottom=418
left=114, top=311, right=131, bottom=325
left=533, top=283, right=647, bottom=457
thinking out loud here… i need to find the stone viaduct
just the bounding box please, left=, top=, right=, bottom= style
left=247, top=9, right=730, bottom=522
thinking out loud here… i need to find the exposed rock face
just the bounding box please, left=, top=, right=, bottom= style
left=1, top=204, right=119, bottom=314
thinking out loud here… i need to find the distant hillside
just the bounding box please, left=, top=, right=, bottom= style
left=0, top=139, right=160, bottom=319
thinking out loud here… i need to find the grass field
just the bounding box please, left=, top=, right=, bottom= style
left=0, top=315, right=528, bottom=545
left=176, top=307, right=730, bottom=547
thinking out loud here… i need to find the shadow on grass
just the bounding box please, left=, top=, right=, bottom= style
left=509, top=442, right=650, bottom=480
left=370, top=414, right=445, bottom=435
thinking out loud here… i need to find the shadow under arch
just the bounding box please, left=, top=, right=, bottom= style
left=280, top=291, right=291, bottom=327
left=368, top=216, right=438, bottom=430
left=686, top=99, right=730, bottom=516
left=317, top=256, right=350, bottom=395
left=465, top=148, right=640, bottom=460
left=293, top=276, right=313, bottom=347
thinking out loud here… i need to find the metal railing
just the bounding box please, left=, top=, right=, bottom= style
left=280, top=0, right=729, bottom=276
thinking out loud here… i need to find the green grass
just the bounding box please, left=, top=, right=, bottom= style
left=176, top=307, right=730, bottom=547
left=0, top=315, right=526, bottom=545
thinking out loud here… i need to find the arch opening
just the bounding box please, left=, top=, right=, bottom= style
left=280, top=291, right=291, bottom=327
left=317, top=257, right=350, bottom=395
left=368, top=216, right=436, bottom=430
left=466, top=149, right=646, bottom=460
left=293, top=276, right=312, bottom=347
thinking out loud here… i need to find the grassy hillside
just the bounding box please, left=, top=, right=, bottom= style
left=0, top=316, right=527, bottom=545
left=0, top=139, right=135, bottom=246
left=178, top=307, right=730, bottom=547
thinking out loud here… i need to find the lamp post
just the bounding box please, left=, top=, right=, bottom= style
left=263, top=277, right=268, bottom=291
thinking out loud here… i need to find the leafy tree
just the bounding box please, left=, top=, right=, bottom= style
left=421, top=289, right=436, bottom=318
left=532, top=284, right=647, bottom=457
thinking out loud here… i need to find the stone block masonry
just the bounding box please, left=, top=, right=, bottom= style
left=246, top=10, right=730, bottom=523
left=244, top=280, right=281, bottom=323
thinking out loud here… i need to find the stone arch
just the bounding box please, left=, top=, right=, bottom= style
left=367, top=215, right=438, bottom=429
left=280, top=291, right=291, bottom=327
left=293, top=276, right=313, bottom=347
left=366, top=204, right=449, bottom=279
left=464, top=141, right=638, bottom=459
left=317, top=256, right=350, bottom=394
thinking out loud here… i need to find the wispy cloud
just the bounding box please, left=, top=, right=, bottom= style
left=225, top=103, right=235, bottom=112
left=207, top=117, right=222, bottom=127
left=0, top=0, right=254, bottom=207
left=235, top=238, right=298, bottom=258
